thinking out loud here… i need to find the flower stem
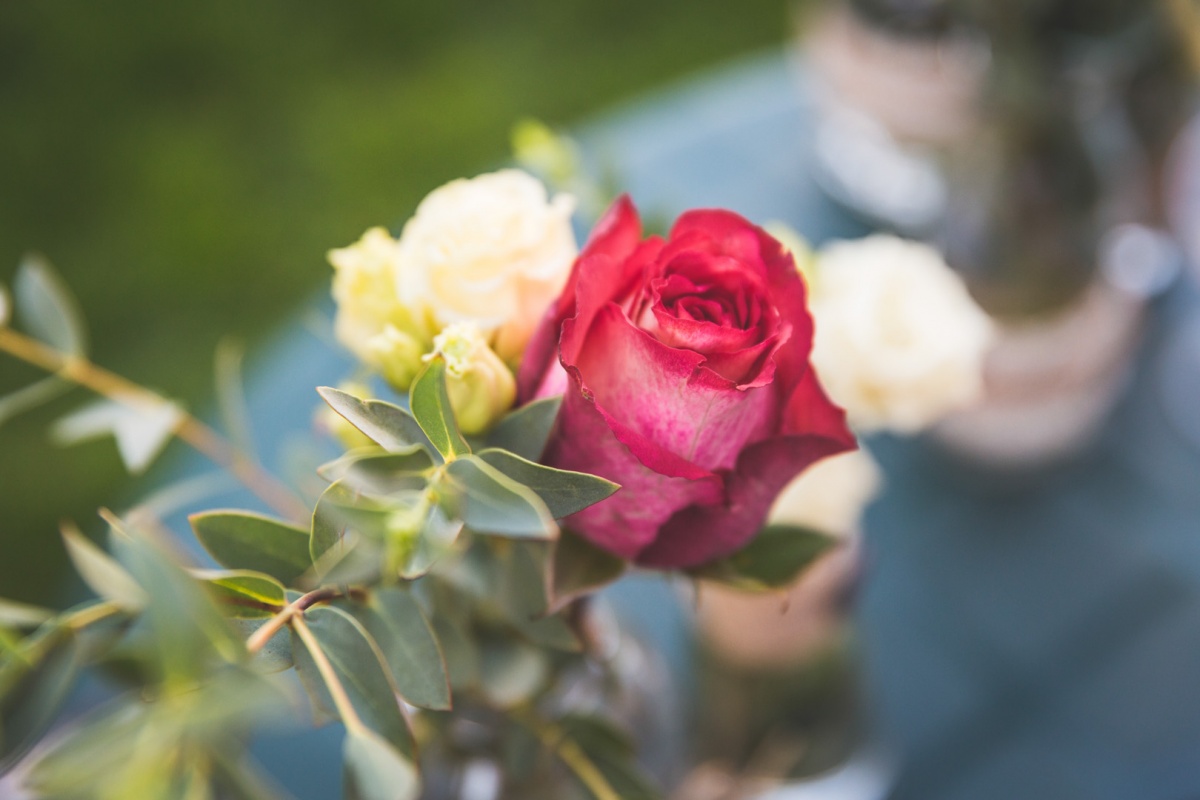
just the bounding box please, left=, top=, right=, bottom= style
left=516, top=711, right=622, bottom=800
left=244, top=586, right=357, bottom=655
left=292, top=613, right=366, bottom=735
left=0, top=326, right=308, bottom=522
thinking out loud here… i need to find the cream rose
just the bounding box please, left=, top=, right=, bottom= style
left=810, top=235, right=993, bottom=433
left=329, top=227, right=435, bottom=390
left=394, top=169, right=577, bottom=363
left=767, top=449, right=883, bottom=537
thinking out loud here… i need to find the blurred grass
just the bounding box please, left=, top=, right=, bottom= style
left=0, top=1, right=789, bottom=603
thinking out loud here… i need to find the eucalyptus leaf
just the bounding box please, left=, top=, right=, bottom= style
left=317, top=387, right=432, bottom=455
left=344, top=728, right=421, bottom=800
left=497, top=544, right=579, bottom=652
left=408, top=358, right=470, bottom=460
left=0, top=598, right=54, bottom=629
left=485, top=396, right=561, bottom=461
left=0, top=624, right=81, bottom=771
left=317, top=448, right=434, bottom=496
left=440, top=456, right=557, bottom=540
left=112, top=531, right=243, bottom=680
left=232, top=619, right=293, bottom=672
left=338, top=588, right=450, bottom=711
left=478, top=636, right=548, bottom=709
left=431, top=617, right=479, bottom=692
left=194, top=569, right=287, bottom=619
left=191, top=510, right=314, bottom=585
left=310, top=481, right=394, bottom=567
left=291, top=605, right=415, bottom=758
left=477, top=448, right=618, bottom=519
left=52, top=396, right=185, bottom=475
left=24, top=697, right=147, bottom=794
left=61, top=524, right=148, bottom=612
left=0, top=376, right=70, bottom=428
left=14, top=254, right=86, bottom=355
left=694, top=524, right=837, bottom=591
left=549, top=530, right=627, bottom=612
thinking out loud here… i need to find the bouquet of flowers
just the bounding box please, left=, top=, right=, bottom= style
left=0, top=159, right=882, bottom=799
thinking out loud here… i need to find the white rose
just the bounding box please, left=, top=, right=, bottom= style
left=768, top=449, right=883, bottom=536
left=329, top=227, right=435, bottom=389
left=394, top=169, right=577, bottom=363
left=810, top=235, right=993, bottom=433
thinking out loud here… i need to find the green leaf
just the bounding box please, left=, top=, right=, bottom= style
left=549, top=530, right=626, bottom=612
left=477, top=448, right=618, bottom=519
left=194, top=569, right=287, bottom=619
left=14, top=254, right=86, bottom=355
left=338, top=589, right=450, bottom=711
left=191, top=510, right=314, bottom=585
left=231, top=619, right=293, bottom=672
left=317, top=387, right=432, bottom=455
left=61, top=524, right=148, bottom=612
left=478, top=636, right=548, bottom=709
left=52, top=397, right=185, bottom=475
left=310, top=481, right=393, bottom=568
left=694, top=524, right=837, bottom=591
left=318, top=448, right=434, bottom=496
left=0, top=376, right=71, bottom=429
left=496, top=544, right=579, bottom=652
left=291, top=606, right=415, bottom=758
left=0, top=598, right=54, bottom=629
left=440, top=456, right=557, bottom=540
left=24, top=696, right=147, bottom=794
left=344, top=729, right=421, bottom=800
left=0, top=624, right=81, bottom=771
left=559, top=714, right=661, bottom=800
left=431, top=617, right=479, bottom=692
left=408, top=358, right=469, bottom=460
left=485, top=396, right=562, bottom=461
left=112, top=530, right=243, bottom=680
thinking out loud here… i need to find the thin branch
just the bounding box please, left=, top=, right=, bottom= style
left=244, top=586, right=357, bottom=655
left=517, top=712, right=622, bottom=800
left=292, top=614, right=366, bottom=735
left=0, top=326, right=308, bottom=521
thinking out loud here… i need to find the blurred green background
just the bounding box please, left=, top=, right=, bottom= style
left=0, top=1, right=790, bottom=604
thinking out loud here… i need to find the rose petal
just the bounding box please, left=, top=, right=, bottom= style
left=635, top=424, right=856, bottom=569
left=575, top=304, right=778, bottom=473
left=546, top=384, right=723, bottom=560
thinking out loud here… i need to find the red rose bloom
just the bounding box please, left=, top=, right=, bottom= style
left=518, top=197, right=855, bottom=569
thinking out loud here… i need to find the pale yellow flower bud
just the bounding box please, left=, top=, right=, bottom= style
left=329, top=227, right=436, bottom=390
left=426, top=322, right=516, bottom=435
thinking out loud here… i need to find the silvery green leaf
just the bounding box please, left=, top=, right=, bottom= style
left=440, top=456, right=557, bottom=540
left=317, top=387, right=432, bottom=456
left=408, top=358, right=469, bottom=461
left=477, top=448, right=618, bottom=519
left=0, top=624, right=81, bottom=771
left=191, top=511, right=314, bottom=585
left=193, top=569, right=288, bottom=619
left=52, top=396, right=185, bottom=475
left=310, top=481, right=393, bottom=568
left=291, top=606, right=414, bottom=758
left=485, top=396, right=561, bottom=461
left=0, top=376, right=72, bottom=428
left=338, top=588, right=450, bottom=711
left=317, top=448, right=433, bottom=496
left=478, top=637, right=548, bottom=709
left=13, top=254, right=86, bottom=355
left=549, top=530, right=626, bottom=613
left=61, top=524, right=147, bottom=612
left=344, top=729, right=421, bottom=800
left=693, top=524, right=836, bottom=591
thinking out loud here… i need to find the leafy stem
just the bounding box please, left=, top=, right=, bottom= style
left=513, top=710, right=622, bottom=800
left=244, top=586, right=362, bottom=655
left=0, top=326, right=308, bottom=522
left=291, top=614, right=367, bottom=736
